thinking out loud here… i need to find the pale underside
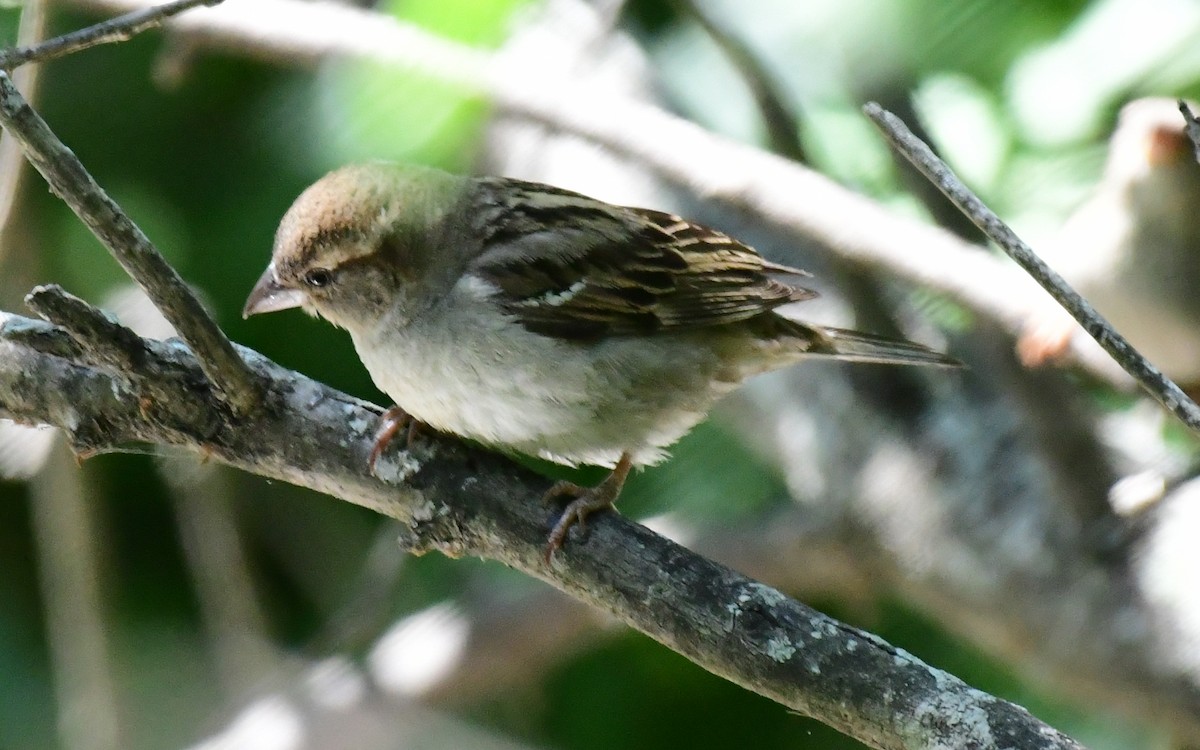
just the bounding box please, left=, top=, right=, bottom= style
left=352, top=275, right=801, bottom=468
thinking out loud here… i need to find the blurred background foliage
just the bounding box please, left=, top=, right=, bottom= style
left=1, top=0, right=1198, bottom=748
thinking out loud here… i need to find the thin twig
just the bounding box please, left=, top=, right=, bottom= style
left=0, top=72, right=259, bottom=414
left=0, top=0, right=222, bottom=70
left=864, top=101, right=1200, bottom=434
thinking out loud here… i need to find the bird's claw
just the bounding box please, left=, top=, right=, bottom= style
left=541, top=453, right=634, bottom=563
left=368, top=406, right=425, bottom=474
left=543, top=481, right=614, bottom=563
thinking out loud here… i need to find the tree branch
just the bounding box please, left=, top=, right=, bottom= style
left=0, top=300, right=1082, bottom=750
left=0, top=0, right=220, bottom=69
left=0, top=70, right=259, bottom=414
left=0, top=6, right=1097, bottom=746
left=864, top=102, right=1200, bottom=434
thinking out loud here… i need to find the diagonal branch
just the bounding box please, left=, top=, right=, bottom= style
left=0, top=71, right=259, bottom=414
left=864, top=102, right=1200, bottom=435
left=0, top=298, right=1084, bottom=750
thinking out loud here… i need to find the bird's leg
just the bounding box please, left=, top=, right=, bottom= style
left=368, top=405, right=426, bottom=474
left=542, top=452, right=633, bottom=561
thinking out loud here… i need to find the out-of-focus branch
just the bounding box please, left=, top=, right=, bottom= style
left=668, top=0, right=806, bottom=161
left=31, top=442, right=122, bottom=750
left=0, top=0, right=47, bottom=262
left=865, top=102, right=1200, bottom=434
left=64, top=0, right=1128, bottom=385
left=0, top=298, right=1082, bottom=750
left=0, top=70, right=259, bottom=414
left=163, top=457, right=281, bottom=698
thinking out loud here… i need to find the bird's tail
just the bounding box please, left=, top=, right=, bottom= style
left=805, top=324, right=960, bottom=367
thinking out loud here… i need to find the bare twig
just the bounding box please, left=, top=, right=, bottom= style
left=0, top=0, right=221, bottom=70
left=0, top=308, right=1084, bottom=750
left=15, top=286, right=236, bottom=451
left=864, top=102, right=1200, bottom=435
left=0, top=72, right=259, bottom=414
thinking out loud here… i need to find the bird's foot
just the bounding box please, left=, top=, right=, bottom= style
left=542, top=452, right=633, bottom=562
left=368, top=405, right=427, bottom=474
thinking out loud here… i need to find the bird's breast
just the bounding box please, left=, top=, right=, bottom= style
left=351, top=303, right=598, bottom=454
left=349, top=287, right=749, bottom=468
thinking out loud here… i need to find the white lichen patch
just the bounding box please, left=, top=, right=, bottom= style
left=728, top=583, right=794, bottom=635
left=373, top=449, right=422, bottom=485
left=908, top=685, right=994, bottom=747
left=347, top=408, right=374, bottom=434
left=409, top=496, right=439, bottom=524
left=765, top=636, right=797, bottom=662
left=735, top=582, right=788, bottom=607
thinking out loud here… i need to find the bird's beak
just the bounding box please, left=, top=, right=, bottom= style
left=243, top=264, right=306, bottom=318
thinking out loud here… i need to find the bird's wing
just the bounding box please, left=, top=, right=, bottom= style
left=466, top=177, right=816, bottom=339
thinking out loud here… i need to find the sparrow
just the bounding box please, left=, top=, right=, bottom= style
left=243, top=162, right=957, bottom=559
left=1019, top=97, right=1200, bottom=386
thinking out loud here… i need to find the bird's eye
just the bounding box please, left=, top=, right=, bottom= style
left=304, top=268, right=334, bottom=288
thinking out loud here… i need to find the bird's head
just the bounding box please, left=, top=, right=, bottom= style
left=243, top=162, right=465, bottom=332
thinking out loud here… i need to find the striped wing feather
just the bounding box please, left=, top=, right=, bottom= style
left=468, top=178, right=815, bottom=339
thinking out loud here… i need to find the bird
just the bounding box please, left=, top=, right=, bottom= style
left=1019, top=97, right=1200, bottom=386
left=243, top=162, right=957, bottom=559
